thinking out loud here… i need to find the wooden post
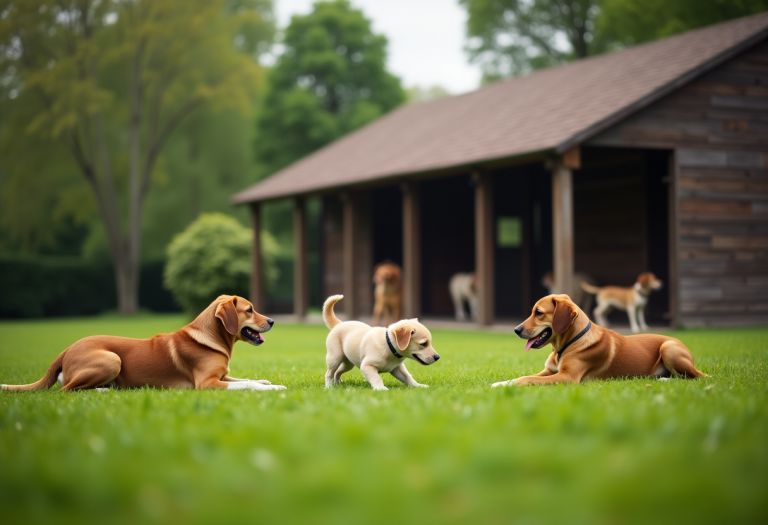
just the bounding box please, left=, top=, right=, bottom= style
left=552, top=161, right=574, bottom=299
left=293, top=197, right=308, bottom=319
left=402, top=182, right=421, bottom=319
left=668, top=151, right=680, bottom=328
left=249, top=203, right=265, bottom=312
left=342, top=192, right=357, bottom=318
left=474, top=170, right=494, bottom=326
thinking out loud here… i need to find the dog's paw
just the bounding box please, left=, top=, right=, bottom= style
left=252, top=379, right=272, bottom=385
left=1, top=385, right=7, bottom=391
left=412, top=383, right=429, bottom=388
left=372, top=385, right=389, bottom=391
left=246, top=380, right=286, bottom=391
left=492, top=380, right=517, bottom=388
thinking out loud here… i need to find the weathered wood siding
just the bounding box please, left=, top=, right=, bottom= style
left=588, top=39, right=768, bottom=327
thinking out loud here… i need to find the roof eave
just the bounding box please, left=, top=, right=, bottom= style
left=231, top=148, right=553, bottom=205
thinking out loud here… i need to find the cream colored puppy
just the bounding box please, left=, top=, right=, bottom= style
left=323, top=295, right=440, bottom=390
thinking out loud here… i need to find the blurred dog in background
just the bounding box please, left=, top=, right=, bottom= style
left=449, top=272, right=477, bottom=321
left=372, top=261, right=402, bottom=326
left=581, top=272, right=663, bottom=333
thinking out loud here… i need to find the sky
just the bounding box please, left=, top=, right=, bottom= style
left=271, top=0, right=483, bottom=95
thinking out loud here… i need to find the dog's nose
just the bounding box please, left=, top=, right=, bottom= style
left=433, top=353, right=440, bottom=361
left=514, top=326, right=524, bottom=336
left=267, top=318, right=274, bottom=326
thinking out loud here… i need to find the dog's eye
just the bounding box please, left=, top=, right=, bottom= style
left=535, top=310, right=543, bottom=317
left=246, top=306, right=253, bottom=314
left=420, top=341, right=428, bottom=347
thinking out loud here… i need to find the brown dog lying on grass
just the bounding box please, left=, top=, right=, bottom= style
left=492, top=294, right=705, bottom=387
left=1, top=295, right=286, bottom=392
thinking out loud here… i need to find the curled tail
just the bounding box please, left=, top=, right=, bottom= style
left=580, top=281, right=601, bottom=295
left=2, top=350, right=66, bottom=392
left=322, top=295, right=344, bottom=330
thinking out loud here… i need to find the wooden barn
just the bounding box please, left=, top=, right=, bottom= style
left=233, top=14, right=768, bottom=329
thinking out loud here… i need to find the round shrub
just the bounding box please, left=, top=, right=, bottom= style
left=164, top=213, right=279, bottom=315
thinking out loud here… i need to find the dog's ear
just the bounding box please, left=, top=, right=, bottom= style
left=393, top=324, right=413, bottom=351
left=638, top=273, right=650, bottom=287
left=551, top=297, right=578, bottom=335
left=215, top=297, right=240, bottom=335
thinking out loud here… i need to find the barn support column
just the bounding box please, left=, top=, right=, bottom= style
left=551, top=149, right=577, bottom=299
left=293, top=197, right=308, bottom=319
left=342, top=192, right=357, bottom=318
left=249, top=203, right=265, bottom=312
left=474, top=170, right=494, bottom=326
left=402, top=182, right=421, bottom=319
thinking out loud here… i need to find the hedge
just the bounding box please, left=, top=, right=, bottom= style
left=0, top=255, right=180, bottom=318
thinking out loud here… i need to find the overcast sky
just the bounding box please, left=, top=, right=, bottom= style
left=271, top=0, right=483, bottom=95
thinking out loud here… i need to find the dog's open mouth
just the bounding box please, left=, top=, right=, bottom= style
left=525, top=327, right=552, bottom=351
left=411, top=354, right=429, bottom=366
left=241, top=326, right=265, bottom=346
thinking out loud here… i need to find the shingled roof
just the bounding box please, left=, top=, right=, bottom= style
left=234, top=13, right=768, bottom=204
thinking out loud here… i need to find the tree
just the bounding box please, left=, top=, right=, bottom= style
left=460, top=0, right=768, bottom=83
left=0, top=0, right=273, bottom=314
left=254, top=0, right=404, bottom=177
left=460, top=0, right=602, bottom=81
left=596, top=0, right=768, bottom=49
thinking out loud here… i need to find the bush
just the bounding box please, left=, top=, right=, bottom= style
left=164, top=213, right=278, bottom=315
left=0, top=255, right=179, bottom=318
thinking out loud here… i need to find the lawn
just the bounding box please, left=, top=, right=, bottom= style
left=1, top=315, right=766, bottom=525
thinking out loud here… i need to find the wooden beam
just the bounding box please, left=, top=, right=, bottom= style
left=249, top=203, right=265, bottom=312
left=552, top=162, right=574, bottom=299
left=293, top=197, right=308, bottom=319
left=342, top=192, right=357, bottom=318
left=402, top=182, right=421, bottom=319
left=562, top=145, right=581, bottom=169
left=474, top=170, right=494, bottom=326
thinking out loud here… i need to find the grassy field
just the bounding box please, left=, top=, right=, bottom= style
left=0, top=315, right=766, bottom=525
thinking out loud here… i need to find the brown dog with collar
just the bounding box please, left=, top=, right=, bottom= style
left=492, top=294, right=705, bottom=387
left=1, top=295, right=286, bottom=392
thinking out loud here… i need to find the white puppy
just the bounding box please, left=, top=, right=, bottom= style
left=449, top=272, right=477, bottom=321
left=322, top=295, right=440, bottom=390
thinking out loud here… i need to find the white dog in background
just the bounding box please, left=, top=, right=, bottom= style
left=449, top=272, right=477, bottom=322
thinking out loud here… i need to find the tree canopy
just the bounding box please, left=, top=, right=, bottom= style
left=461, top=0, right=768, bottom=82
left=0, top=0, right=274, bottom=312
left=254, top=0, right=404, bottom=177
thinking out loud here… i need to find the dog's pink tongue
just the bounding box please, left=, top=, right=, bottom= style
left=524, top=338, right=536, bottom=352
left=257, top=333, right=265, bottom=343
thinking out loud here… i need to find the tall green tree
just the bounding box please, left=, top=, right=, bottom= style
left=254, top=0, right=404, bottom=177
left=461, top=0, right=768, bottom=82
left=0, top=0, right=273, bottom=313
left=596, top=0, right=768, bottom=49
left=461, top=0, right=602, bottom=81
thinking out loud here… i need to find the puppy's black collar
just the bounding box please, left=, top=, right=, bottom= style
left=557, top=321, right=591, bottom=360
left=385, top=329, right=403, bottom=358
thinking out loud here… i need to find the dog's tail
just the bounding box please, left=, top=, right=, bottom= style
left=2, top=350, right=66, bottom=392
left=580, top=281, right=601, bottom=295
left=322, top=295, right=344, bottom=330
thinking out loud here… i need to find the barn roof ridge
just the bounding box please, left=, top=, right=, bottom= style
left=233, top=12, right=768, bottom=204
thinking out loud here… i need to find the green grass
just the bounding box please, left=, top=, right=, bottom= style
left=1, top=315, right=767, bottom=525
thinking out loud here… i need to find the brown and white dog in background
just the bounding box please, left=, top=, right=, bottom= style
left=492, top=294, right=705, bottom=387
left=449, top=272, right=477, bottom=321
left=1, top=295, right=286, bottom=392
left=581, top=272, right=663, bottom=333
left=372, top=261, right=402, bottom=326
